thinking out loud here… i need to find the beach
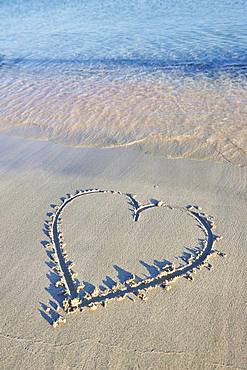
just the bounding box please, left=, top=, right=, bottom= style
left=1, top=0, right=247, bottom=368
left=0, top=133, right=246, bottom=369
left=1, top=68, right=247, bottom=167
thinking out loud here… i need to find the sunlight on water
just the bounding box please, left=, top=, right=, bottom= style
left=0, top=0, right=247, bottom=164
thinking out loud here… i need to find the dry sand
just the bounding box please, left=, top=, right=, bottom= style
left=0, top=133, right=246, bottom=370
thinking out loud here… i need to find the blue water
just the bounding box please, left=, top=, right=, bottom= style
left=0, top=0, right=247, bottom=74
left=0, top=1, right=247, bottom=165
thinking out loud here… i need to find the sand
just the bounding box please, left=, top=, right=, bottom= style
left=1, top=70, right=247, bottom=167
left=0, top=133, right=246, bottom=370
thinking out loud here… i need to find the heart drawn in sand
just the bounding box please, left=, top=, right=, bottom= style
left=40, top=189, right=225, bottom=327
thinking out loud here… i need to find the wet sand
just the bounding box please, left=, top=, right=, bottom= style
left=1, top=70, right=247, bottom=166
left=0, top=133, right=246, bottom=369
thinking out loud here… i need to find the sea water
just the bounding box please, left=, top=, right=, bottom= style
left=0, top=0, right=246, bottom=165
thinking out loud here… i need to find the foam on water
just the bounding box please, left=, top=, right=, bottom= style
left=0, top=0, right=247, bottom=165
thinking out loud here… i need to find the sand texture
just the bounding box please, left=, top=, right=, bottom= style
left=0, top=134, right=246, bottom=370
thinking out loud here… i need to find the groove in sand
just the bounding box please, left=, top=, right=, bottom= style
left=40, top=189, right=225, bottom=327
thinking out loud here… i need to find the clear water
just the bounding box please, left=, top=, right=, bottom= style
left=1, top=0, right=247, bottom=70
left=0, top=0, right=247, bottom=164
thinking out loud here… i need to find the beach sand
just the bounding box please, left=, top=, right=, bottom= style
left=1, top=72, right=247, bottom=167
left=0, top=133, right=246, bottom=370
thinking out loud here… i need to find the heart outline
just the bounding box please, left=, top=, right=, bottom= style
left=40, top=188, right=225, bottom=327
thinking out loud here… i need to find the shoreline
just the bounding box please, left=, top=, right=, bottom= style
left=1, top=67, right=247, bottom=168
left=0, top=130, right=246, bottom=168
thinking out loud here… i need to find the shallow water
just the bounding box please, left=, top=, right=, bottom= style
left=0, top=0, right=247, bottom=165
